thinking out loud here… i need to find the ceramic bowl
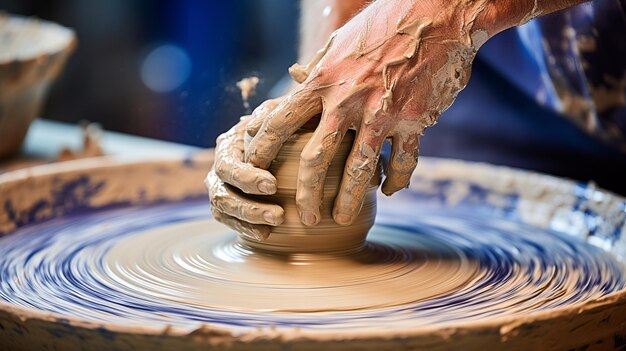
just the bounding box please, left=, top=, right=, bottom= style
left=0, top=13, right=76, bottom=159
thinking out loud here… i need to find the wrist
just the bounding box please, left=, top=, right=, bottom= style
left=299, top=0, right=371, bottom=63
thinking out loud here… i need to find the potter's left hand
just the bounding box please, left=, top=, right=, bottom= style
left=205, top=98, right=285, bottom=241
left=245, top=0, right=493, bottom=227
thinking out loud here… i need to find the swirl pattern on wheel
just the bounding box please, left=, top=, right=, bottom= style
left=0, top=200, right=624, bottom=331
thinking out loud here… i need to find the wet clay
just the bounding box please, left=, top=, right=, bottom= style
left=1, top=200, right=624, bottom=325
left=236, top=76, right=259, bottom=110
left=57, top=122, right=104, bottom=161
left=243, top=129, right=380, bottom=253
left=1, top=157, right=626, bottom=350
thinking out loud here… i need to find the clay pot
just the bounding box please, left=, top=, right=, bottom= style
left=0, top=13, right=76, bottom=159
left=242, top=130, right=381, bottom=253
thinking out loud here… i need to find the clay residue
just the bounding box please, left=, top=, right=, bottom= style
left=289, top=33, right=336, bottom=83
left=236, top=76, right=260, bottom=110
left=421, top=0, right=489, bottom=133
left=57, top=122, right=105, bottom=161
left=518, top=0, right=542, bottom=25
left=470, top=29, right=489, bottom=49
left=376, top=17, right=432, bottom=120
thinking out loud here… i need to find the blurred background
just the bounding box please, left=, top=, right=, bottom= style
left=0, top=0, right=298, bottom=147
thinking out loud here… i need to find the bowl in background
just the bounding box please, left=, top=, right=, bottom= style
left=0, top=13, right=76, bottom=159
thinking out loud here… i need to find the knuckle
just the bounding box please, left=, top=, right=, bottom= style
left=392, top=153, right=418, bottom=172
left=218, top=166, right=254, bottom=192
left=346, top=160, right=375, bottom=184
left=249, top=144, right=278, bottom=167
left=240, top=203, right=258, bottom=217
left=229, top=168, right=243, bottom=186
left=214, top=159, right=228, bottom=178
left=261, top=98, right=279, bottom=110
left=300, top=149, right=324, bottom=168
left=214, top=158, right=224, bottom=172
left=241, top=119, right=261, bottom=133
left=295, top=193, right=313, bottom=210
left=211, top=193, right=228, bottom=209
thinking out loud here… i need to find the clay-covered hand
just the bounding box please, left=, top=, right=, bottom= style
left=205, top=98, right=285, bottom=241
left=245, top=0, right=494, bottom=226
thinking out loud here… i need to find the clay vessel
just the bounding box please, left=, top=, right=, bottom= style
left=0, top=14, right=76, bottom=159
left=241, top=129, right=381, bottom=253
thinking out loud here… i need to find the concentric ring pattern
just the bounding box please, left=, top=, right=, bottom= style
left=0, top=200, right=624, bottom=331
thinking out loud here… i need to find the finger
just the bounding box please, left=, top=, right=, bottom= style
left=206, top=171, right=285, bottom=226
left=245, top=114, right=264, bottom=139
left=296, top=108, right=347, bottom=226
left=288, top=32, right=336, bottom=83
left=333, top=127, right=384, bottom=226
left=245, top=97, right=283, bottom=138
left=210, top=207, right=270, bottom=242
left=215, top=124, right=277, bottom=195
left=381, top=132, right=420, bottom=196
left=246, top=89, right=322, bottom=169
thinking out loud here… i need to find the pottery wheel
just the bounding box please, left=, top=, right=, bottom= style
left=1, top=153, right=626, bottom=350
left=1, top=199, right=624, bottom=332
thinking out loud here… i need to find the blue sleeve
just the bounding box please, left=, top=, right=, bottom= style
left=483, top=0, right=626, bottom=153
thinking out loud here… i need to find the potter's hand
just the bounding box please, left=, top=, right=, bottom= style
left=245, top=0, right=494, bottom=226
left=205, top=99, right=285, bottom=241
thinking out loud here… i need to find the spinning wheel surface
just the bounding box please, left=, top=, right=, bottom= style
left=0, top=155, right=625, bottom=350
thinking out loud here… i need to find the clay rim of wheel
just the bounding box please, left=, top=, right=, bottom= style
left=0, top=154, right=624, bottom=342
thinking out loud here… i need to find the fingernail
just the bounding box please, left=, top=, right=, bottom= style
left=300, top=211, right=318, bottom=226
left=263, top=211, right=276, bottom=225
left=258, top=180, right=276, bottom=194
left=335, top=213, right=352, bottom=226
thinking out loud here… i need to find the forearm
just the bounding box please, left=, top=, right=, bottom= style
left=478, top=0, right=588, bottom=35
left=299, top=0, right=587, bottom=64
left=299, top=0, right=371, bottom=62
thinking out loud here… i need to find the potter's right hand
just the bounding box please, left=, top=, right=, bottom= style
left=242, top=0, right=577, bottom=228
left=205, top=99, right=285, bottom=241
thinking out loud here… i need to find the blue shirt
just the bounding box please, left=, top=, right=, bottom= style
left=421, top=0, right=626, bottom=195
left=483, top=0, right=626, bottom=153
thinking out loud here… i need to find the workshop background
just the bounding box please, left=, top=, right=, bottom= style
left=0, top=0, right=298, bottom=147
